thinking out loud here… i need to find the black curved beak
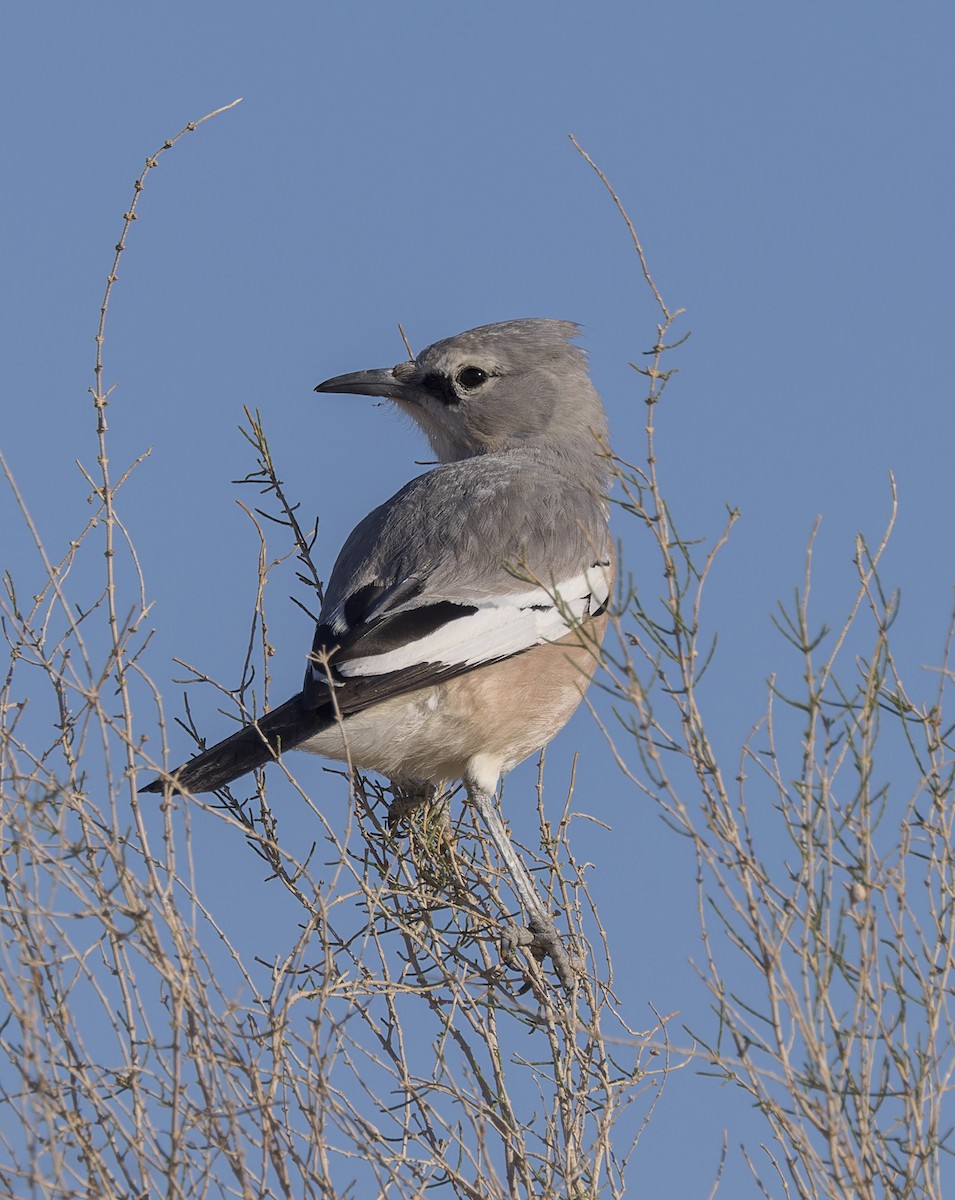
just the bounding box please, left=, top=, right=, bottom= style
left=314, top=363, right=416, bottom=400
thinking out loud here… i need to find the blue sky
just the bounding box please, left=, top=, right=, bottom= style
left=2, top=3, right=953, bottom=1194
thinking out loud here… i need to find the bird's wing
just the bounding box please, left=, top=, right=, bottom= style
left=305, top=452, right=612, bottom=715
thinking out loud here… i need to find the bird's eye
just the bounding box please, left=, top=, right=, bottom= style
left=456, top=367, right=489, bottom=391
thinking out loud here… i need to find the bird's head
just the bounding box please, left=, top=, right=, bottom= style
left=315, top=318, right=609, bottom=464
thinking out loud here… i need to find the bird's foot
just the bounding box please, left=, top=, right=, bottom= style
left=501, top=913, right=580, bottom=993
left=387, top=780, right=437, bottom=827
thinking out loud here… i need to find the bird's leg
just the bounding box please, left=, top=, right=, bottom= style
left=386, top=778, right=437, bottom=828
left=467, top=784, right=576, bottom=991
left=387, top=779, right=456, bottom=861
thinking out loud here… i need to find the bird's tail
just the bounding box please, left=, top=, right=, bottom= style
left=140, top=694, right=319, bottom=795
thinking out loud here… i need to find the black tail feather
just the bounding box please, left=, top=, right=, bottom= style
left=140, top=693, right=323, bottom=795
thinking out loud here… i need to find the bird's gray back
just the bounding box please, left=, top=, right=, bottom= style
left=321, top=448, right=610, bottom=627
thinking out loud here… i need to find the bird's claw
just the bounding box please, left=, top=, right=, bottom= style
left=500, top=916, right=580, bottom=993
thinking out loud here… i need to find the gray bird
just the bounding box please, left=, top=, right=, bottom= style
left=143, top=319, right=613, bottom=986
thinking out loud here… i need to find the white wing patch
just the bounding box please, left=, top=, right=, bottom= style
left=339, top=560, right=611, bottom=680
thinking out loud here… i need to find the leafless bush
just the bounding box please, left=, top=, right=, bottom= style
left=1, top=108, right=950, bottom=1200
